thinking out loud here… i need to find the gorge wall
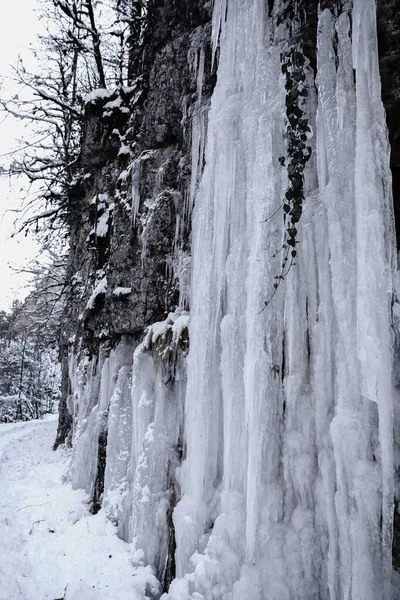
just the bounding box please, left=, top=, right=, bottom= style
left=55, top=1, right=400, bottom=598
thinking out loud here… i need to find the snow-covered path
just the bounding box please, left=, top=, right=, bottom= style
left=0, top=418, right=143, bottom=600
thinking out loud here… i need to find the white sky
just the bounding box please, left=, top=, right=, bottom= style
left=0, top=1, right=43, bottom=311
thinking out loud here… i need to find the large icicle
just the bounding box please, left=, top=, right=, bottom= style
left=352, top=0, right=395, bottom=594
left=166, top=0, right=396, bottom=599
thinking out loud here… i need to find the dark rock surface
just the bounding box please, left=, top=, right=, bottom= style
left=378, top=0, right=400, bottom=249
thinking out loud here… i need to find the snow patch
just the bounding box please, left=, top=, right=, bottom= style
left=86, top=276, right=107, bottom=310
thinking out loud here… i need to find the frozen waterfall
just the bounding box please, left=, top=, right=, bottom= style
left=66, top=0, right=398, bottom=598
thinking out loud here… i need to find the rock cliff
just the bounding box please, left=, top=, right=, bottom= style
left=55, top=1, right=400, bottom=597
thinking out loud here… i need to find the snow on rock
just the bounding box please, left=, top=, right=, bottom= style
left=86, top=275, right=108, bottom=310
left=118, top=142, right=131, bottom=156
left=96, top=210, right=110, bottom=238
left=113, top=286, right=132, bottom=297
left=84, top=88, right=114, bottom=104
left=104, top=96, right=122, bottom=110
left=139, top=311, right=190, bottom=354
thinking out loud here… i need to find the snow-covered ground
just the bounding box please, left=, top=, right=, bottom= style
left=0, top=418, right=154, bottom=600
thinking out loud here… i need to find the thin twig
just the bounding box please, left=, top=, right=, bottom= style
left=262, top=203, right=284, bottom=223
left=17, top=501, right=50, bottom=512
left=29, top=519, right=45, bottom=534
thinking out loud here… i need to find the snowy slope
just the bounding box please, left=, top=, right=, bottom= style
left=0, top=419, right=158, bottom=600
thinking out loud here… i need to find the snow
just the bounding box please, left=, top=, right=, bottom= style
left=104, top=96, right=122, bottom=109
left=118, top=142, right=131, bottom=156
left=0, top=418, right=148, bottom=600
left=140, top=311, right=190, bottom=352
left=96, top=210, right=110, bottom=237
left=98, top=192, right=109, bottom=206
left=86, top=276, right=108, bottom=310
left=119, top=168, right=130, bottom=182
left=84, top=89, right=114, bottom=104
left=113, top=286, right=132, bottom=297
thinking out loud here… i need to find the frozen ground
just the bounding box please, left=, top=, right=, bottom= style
left=0, top=418, right=153, bottom=600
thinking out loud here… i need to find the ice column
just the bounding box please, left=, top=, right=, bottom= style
left=169, top=0, right=395, bottom=599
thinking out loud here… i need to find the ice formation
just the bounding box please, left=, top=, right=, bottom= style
left=66, top=0, right=397, bottom=598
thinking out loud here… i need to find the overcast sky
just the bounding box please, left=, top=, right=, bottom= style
left=0, top=0, right=43, bottom=311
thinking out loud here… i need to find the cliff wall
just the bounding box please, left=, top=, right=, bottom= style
left=55, top=1, right=400, bottom=598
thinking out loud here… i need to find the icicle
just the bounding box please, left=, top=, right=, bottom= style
left=188, top=109, right=207, bottom=219
left=131, top=158, right=141, bottom=227
left=187, top=47, right=208, bottom=219
left=197, top=48, right=205, bottom=107
left=211, top=0, right=227, bottom=68
left=352, top=0, right=395, bottom=594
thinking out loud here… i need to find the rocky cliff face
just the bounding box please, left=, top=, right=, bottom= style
left=56, top=1, right=400, bottom=598
left=54, top=0, right=214, bottom=592
left=55, top=0, right=213, bottom=443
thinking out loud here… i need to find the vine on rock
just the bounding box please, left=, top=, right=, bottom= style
left=262, top=1, right=312, bottom=311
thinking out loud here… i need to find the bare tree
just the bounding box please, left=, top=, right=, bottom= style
left=0, top=1, right=147, bottom=244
